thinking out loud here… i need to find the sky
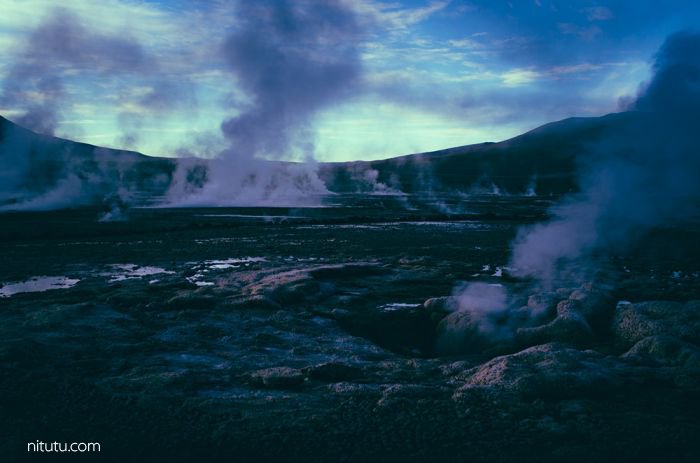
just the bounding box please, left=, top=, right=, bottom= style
left=0, top=0, right=698, bottom=162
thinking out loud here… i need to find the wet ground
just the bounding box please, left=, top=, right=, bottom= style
left=1, top=194, right=700, bottom=462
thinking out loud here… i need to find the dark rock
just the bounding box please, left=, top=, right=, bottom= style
left=423, top=296, right=458, bottom=325
left=555, top=287, right=575, bottom=299
left=224, top=294, right=282, bottom=311
left=434, top=310, right=490, bottom=355
left=516, top=311, right=594, bottom=347
left=527, top=292, right=556, bottom=315
left=557, top=283, right=612, bottom=323
left=376, top=384, right=448, bottom=408
left=309, top=263, right=386, bottom=279
left=329, top=308, right=352, bottom=320
left=249, top=367, right=305, bottom=389
left=245, top=269, right=320, bottom=305
left=338, top=308, right=435, bottom=356
left=612, top=300, right=700, bottom=349
left=511, top=303, right=553, bottom=328
left=423, top=296, right=460, bottom=313
left=303, top=362, right=363, bottom=381
left=166, top=293, right=217, bottom=310
left=326, top=382, right=381, bottom=396
left=453, top=343, right=625, bottom=399
left=622, top=335, right=700, bottom=368
left=433, top=292, right=518, bottom=355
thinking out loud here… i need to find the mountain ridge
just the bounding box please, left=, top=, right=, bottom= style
left=0, top=111, right=640, bottom=208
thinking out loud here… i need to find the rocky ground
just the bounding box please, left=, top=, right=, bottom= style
left=1, top=195, right=700, bottom=462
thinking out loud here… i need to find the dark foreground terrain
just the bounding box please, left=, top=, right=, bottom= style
left=1, top=194, right=700, bottom=462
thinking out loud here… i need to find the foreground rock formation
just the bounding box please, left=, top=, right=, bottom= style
left=1, top=204, right=699, bottom=461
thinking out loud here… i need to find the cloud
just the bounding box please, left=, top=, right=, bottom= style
left=549, top=63, right=602, bottom=75
left=0, top=8, right=154, bottom=135
left=557, top=23, right=602, bottom=41
left=0, top=7, right=198, bottom=139
left=350, top=0, right=451, bottom=34
left=583, top=6, right=614, bottom=22
left=500, top=68, right=541, bottom=86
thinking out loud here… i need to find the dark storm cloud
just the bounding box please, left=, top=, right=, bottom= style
left=510, top=29, right=700, bottom=284
left=219, top=0, right=366, bottom=159
left=0, top=8, right=153, bottom=135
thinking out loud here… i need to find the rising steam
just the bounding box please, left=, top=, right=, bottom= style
left=511, top=30, right=700, bottom=285
left=169, top=0, right=367, bottom=206
left=449, top=31, right=700, bottom=336
left=0, top=8, right=184, bottom=211
left=0, top=8, right=154, bottom=136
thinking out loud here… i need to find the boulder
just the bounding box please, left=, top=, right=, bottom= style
left=434, top=310, right=492, bottom=355
left=453, top=343, right=625, bottom=399
left=376, top=384, right=448, bottom=408
left=244, top=268, right=322, bottom=305
left=423, top=296, right=459, bottom=323
left=516, top=311, right=593, bottom=347
left=527, top=292, right=556, bottom=316
left=612, top=300, right=700, bottom=349
left=622, top=335, right=700, bottom=369
left=557, top=284, right=611, bottom=323
left=555, top=287, right=575, bottom=299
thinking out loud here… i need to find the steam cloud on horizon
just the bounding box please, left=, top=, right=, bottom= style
left=220, top=0, right=364, bottom=160
left=510, top=29, right=700, bottom=285
left=446, top=30, right=700, bottom=346
left=0, top=2, right=378, bottom=210
left=0, top=8, right=174, bottom=212
left=168, top=0, right=368, bottom=206
left=0, top=8, right=160, bottom=137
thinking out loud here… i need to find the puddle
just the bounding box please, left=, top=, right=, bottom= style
left=202, top=257, right=266, bottom=269
left=102, top=264, right=175, bottom=283
left=378, top=302, right=422, bottom=312
left=296, top=224, right=384, bottom=230
left=196, top=214, right=306, bottom=220
left=185, top=257, right=266, bottom=286
left=0, top=276, right=80, bottom=297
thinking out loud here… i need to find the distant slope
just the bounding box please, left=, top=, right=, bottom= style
left=0, top=115, right=175, bottom=208
left=0, top=111, right=641, bottom=209
left=319, top=112, right=641, bottom=195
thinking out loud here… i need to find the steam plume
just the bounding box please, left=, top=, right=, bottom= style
left=510, top=30, right=700, bottom=285
left=169, top=0, right=367, bottom=205
left=446, top=31, right=700, bottom=348
left=0, top=8, right=189, bottom=211
left=220, top=0, right=364, bottom=160
left=0, top=8, right=152, bottom=136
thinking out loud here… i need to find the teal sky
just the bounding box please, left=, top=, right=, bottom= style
left=0, top=0, right=698, bottom=161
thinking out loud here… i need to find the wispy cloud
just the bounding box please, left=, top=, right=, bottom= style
left=350, top=0, right=451, bottom=33
left=558, top=23, right=602, bottom=41
left=0, top=0, right=694, bottom=161
left=500, top=68, right=541, bottom=86
left=583, top=6, right=614, bottom=22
